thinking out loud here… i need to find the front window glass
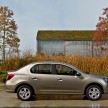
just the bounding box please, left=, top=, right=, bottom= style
left=30, top=64, right=51, bottom=74
left=55, top=64, right=76, bottom=75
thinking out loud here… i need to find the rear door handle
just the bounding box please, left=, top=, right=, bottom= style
left=57, top=78, right=63, bottom=81
left=32, top=77, right=38, bottom=80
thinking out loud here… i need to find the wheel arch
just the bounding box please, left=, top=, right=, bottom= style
left=84, top=83, right=104, bottom=94
left=15, top=83, right=35, bottom=95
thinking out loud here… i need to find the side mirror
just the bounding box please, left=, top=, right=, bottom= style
left=76, top=72, right=81, bottom=76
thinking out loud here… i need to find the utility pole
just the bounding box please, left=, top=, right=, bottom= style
left=2, top=24, right=5, bottom=61
left=91, top=40, right=94, bottom=57
left=64, top=41, right=66, bottom=55
left=2, top=8, right=6, bottom=61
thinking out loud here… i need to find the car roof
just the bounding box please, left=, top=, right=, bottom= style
left=30, top=61, right=72, bottom=66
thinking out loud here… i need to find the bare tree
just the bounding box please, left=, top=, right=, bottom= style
left=0, top=6, right=20, bottom=60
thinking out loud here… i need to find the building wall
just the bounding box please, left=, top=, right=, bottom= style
left=65, top=41, right=92, bottom=56
left=37, top=40, right=108, bottom=56
left=38, top=40, right=64, bottom=55
left=93, top=41, right=108, bottom=56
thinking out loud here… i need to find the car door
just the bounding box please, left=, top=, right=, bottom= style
left=55, top=64, right=84, bottom=94
left=30, top=63, right=58, bottom=93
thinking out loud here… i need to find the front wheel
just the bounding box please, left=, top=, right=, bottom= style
left=86, top=85, right=102, bottom=101
left=17, top=85, right=33, bottom=101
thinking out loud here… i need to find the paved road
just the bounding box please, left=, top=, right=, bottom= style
left=0, top=85, right=108, bottom=108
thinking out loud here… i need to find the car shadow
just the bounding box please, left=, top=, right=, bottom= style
left=34, top=94, right=85, bottom=100
left=32, top=94, right=108, bottom=101
left=28, top=95, right=36, bottom=101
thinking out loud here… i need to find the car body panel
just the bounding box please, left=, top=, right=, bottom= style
left=29, top=73, right=58, bottom=94
left=53, top=74, right=84, bottom=93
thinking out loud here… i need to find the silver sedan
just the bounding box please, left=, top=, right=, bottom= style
left=5, top=61, right=108, bottom=101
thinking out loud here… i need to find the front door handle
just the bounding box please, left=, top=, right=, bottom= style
left=57, top=78, right=63, bottom=81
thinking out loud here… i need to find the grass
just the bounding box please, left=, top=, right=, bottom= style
left=1, top=53, right=108, bottom=74
left=1, top=51, right=108, bottom=83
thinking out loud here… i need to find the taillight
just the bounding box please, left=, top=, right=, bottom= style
left=6, top=74, right=14, bottom=80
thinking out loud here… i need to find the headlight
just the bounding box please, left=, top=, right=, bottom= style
left=103, top=77, right=108, bottom=83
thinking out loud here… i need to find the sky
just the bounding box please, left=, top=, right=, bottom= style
left=0, top=0, right=108, bottom=52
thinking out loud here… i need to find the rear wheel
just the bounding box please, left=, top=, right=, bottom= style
left=17, top=85, right=33, bottom=101
left=86, top=85, right=102, bottom=101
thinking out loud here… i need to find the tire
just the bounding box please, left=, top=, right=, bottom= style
left=17, top=85, right=33, bottom=101
left=86, top=85, right=102, bottom=101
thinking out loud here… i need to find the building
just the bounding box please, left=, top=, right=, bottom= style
left=37, top=30, right=108, bottom=56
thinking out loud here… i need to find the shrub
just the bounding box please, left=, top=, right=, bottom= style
left=0, top=72, right=6, bottom=83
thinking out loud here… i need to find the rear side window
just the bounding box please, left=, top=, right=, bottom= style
left=30, top=64, right=51, bottom=74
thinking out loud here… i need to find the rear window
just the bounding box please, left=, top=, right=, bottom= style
left=30, top=64, right=52, bottom=74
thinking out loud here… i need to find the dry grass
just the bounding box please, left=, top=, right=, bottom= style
left=0, top=52, right=108, bottom=75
